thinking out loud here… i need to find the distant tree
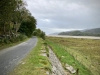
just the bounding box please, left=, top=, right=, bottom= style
left=33, top=28, right=45, bottom=40
left=33, top=28, right=41, bottom=37
left=40, top=31, right=45, bottom=40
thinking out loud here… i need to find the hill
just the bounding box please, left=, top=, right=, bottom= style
left=49, top=32, right=59, bottom=35
left=58, top=28, right=100, bottom=36
left=84, top=28, right=100, bottom=34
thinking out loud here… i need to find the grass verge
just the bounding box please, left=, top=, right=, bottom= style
left=9, top=38, right=51, bottom=75
left=0, top=37, right=29, bottom=50
left=46, top=40, right=92, bottom=75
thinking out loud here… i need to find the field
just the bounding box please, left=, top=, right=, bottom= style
left=46, top=36, right=100, bottom=75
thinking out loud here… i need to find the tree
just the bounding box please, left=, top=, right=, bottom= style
left=40, top=31, right=45, bottom=40
left=0, top=0, right=33, bottom=38
left=0, top=0, right=26, bottom=38
left=0, top=0, right=17, bottom=37
left=33, top=28, right=46, bottom=40
left=18, top=16, right=37, bottom=37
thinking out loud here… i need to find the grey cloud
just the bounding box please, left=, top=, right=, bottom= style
left=25, top=0, right=100, bottom=34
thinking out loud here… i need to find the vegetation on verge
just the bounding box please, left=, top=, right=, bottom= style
left=0, top=34, right=28, bottom=50
left=46, top=37, right=97, bottom=75
left=9, top=38, right=51, bottom=75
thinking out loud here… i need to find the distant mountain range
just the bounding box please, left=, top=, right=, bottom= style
left=58, top=28, right=100, bottom=36
left=49, top=32, right=59, bottom=35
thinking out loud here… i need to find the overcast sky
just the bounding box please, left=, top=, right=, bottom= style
left=25, top=0, right=100, bottom=34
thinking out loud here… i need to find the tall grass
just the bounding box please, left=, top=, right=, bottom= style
left=46, top=40, right=92, bottom=75
left=47, top=37, right=100, bottom=75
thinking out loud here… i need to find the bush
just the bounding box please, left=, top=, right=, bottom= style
left=18, top=34, right=27, bottom=41
left=0, top=34, right=27, bottom=46
left=0, top=38, right=11, bottom=44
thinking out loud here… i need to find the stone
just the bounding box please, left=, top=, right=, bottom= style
left=41, top=50, right=47, bottom=57
left=46, top=71, right=49, bottom=75
left=41, top=50, right=46, bottom=53
left=52, top=66, right=56, bottom=72
left=40, top=53, right=47, bottom=57
left=65, top=64, right=76, bottom=74
left=48, top=47, right=67, bottom=75
left=22, top=62, right=25, bottom=64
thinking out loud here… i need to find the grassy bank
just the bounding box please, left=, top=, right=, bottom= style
left=9, top=38, right=51, bottom=75
left=46, top=38, right=92, bottom=75
left=0, top=35, right=28, bottom=50
left=46, top=37, right=100, bottom=75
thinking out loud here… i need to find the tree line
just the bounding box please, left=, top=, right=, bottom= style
left=0, top=0, right=45, bottom=44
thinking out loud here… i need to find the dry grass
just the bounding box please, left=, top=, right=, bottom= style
left=47, top=36, right=100, bottom=75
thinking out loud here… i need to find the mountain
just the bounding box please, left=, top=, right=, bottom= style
left=84, top=28, right=100, bottom=34
left=58, top=28, right=100, bottom=36
left=49, top=32, right=59, bottom=35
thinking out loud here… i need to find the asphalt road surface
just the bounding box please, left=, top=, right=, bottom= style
left=48, top=35, right=100, bottom=39
left=0, top=37, right=37, bottom=75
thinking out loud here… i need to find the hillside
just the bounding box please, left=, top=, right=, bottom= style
left=58, top=28, right=100, bottom=36
left=84, top=28, right=100, bottom=34
left=49, top=32, right=59, bottom=35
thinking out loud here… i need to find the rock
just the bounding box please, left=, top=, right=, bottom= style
left=40, top=53, right=47, bottom=57
left=22, top=62, right=25, bottom=64
left=41, top=50, right=46, bottom=53
left=41, top=50, right=47, bottom=57
left=46, top=71, right=49, bottom=75
left=65, top=64, right=76, bottom=74
left=48, top=47, right=67, bottom=75
left=65, top=64, right=70, bottom=67
left=52, top=66, right=56, bottom=72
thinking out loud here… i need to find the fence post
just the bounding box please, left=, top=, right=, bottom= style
left=76, top=68, right=79, bottom=75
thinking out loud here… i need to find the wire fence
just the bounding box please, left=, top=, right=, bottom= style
left=58, top=44, right=100, bottom=75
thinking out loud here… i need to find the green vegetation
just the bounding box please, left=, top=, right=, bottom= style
left=0, top=0, right=37, bottom=48
left=0, top=34, right=28, bottom=50
left=0, top=0, right=32, bottom=38
left=0, top=0, right=46, bottom=50
left=33, top=28, right=46, bottom=40
left=18, top=16, right=36, bottom=37
left=46, top=37, right=100, bottom=75
left=9, top=38, right=51, bottom=75
left=46, top=40, right=91, bottom=75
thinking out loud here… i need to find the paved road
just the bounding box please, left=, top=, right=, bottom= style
left=0, top=37, right=37, bottom=75
left=48, top=35, right=100, bottom=39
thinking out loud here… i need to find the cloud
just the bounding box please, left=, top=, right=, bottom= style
left=25, top=0, right=100, bottom=34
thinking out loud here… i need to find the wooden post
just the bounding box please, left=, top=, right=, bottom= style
left=76, top=68, right=79, bottom=75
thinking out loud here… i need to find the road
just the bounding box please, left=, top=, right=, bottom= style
left=0, top=37, right=37, bottom=75
left=48, top=35, right=100, bottom=39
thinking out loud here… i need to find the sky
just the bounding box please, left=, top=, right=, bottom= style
left=24, top=0, right=100, bottom=34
